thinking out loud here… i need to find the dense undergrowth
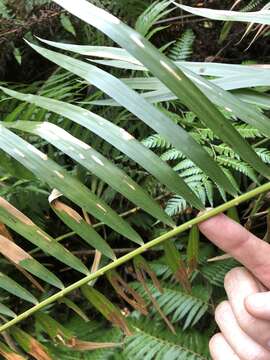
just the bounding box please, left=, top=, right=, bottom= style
left=0, top=1, right=269, bottom=359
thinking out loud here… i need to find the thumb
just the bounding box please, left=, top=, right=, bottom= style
left=245, top=292, right=270, bottom=321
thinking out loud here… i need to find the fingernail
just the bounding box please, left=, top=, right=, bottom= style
left=247, top=293, right=266, bottom=309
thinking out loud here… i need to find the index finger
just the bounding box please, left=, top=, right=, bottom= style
left=198, top=213, right=270, bottom=288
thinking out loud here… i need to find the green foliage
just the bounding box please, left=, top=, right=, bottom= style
left=133, top=281, right=210, bottom=329
left=0, top=1, right=269, bottom=359
left=201, top=258, right=239, bottom=287
left=0, top=0, right=11, bottom=18
left=135, top=0, right=172, bottom=39
left=123, top=319, right=209, bottom=360
left=168, top=29, right=195, bottom=61
left=142, top=111, right=269, bottom=216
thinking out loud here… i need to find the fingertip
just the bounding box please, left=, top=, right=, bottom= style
left=198, top=212, right=228, bottom=233
left=245, top=292, right=270, bottom=320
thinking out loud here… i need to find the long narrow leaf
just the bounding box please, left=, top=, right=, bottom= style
left=0, top=272, right=38, bottom=304
left=0, top=124, right=142, bottom=245
left=35, top=40, right=269, bottom=78
left=0, top=86, right=204, bottom=210
left=0, top=303, right=16, bottom=318
left=50, top=196, right=115, bottom=260
left=0, top=196, right=88, bottom=276
left=174, top=3, right=270, bottom=25
left=0, top=235, right=63, bottom=289
left=46, top=0, right=270, bottom=183
left=48, top=0, right=270, bottom=180
left=28, top=41, right=237, bottom=196
left=6, top=121, right=173, bottom=227
left=114, top=70, right=270, bottom=138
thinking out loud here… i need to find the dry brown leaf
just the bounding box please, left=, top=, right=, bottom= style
left=0, top=235, right=32, bottom=264
left=0, top=197, right=34, bottom=226
left=67, top=338, right=120, bottom=351
left=29, top=339, right=52, bottom=360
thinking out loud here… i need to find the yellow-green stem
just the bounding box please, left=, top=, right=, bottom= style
left=1, top=182, right=270, bottom=333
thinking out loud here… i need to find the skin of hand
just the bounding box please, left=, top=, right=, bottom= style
left=198, top=213, right=270, bottom=360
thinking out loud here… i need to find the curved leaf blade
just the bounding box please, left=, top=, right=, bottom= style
left=0, top=196, right=88, bottom=276
left=28, top=41, right=236, bottom=196
left=174, top=3, right=270, bottom=25
left=6, top=121, right=174, bottom=227
left=51, top=199, right=116, bottom=260
left=35, top=40, right=269, bottom=78
left=114, top=70, right=270, bottom=139
left=0, top=124, right=142, bottom=245
left=0, top=235, right=63, bottom=289
left=0, top=303, right=16, bottom=318
left=50, top=0, right=270, bottom=179
left=0, top=86, right=204, bottom=210
left=0, top=273, right=38, bottom=305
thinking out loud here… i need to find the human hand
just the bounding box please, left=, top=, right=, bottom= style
left=198, top=213, right=270, bottom=360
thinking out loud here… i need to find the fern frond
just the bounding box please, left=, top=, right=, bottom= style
left=180, top=167, right=203, bottom=179
left=201, top=258, right=238, bottom=287
left=132, top=282, right=210, bottom=329
left=213, top=144, right=239, bottom=159
left=235, top=124, right=263, bottom=139
left=242, top=0, right=266, bottom=12
left=217, top=156, right=257, bottom=182
left=124, top=318, right=210, bottom=360
left=161, top=148, right=184, bottom=161
left=192, top=128, right=215, bottom=142
left=174, top=159, right=198, bottom=173
left=201, top=177, right=214, bottom=207
left=166, top=196, right=188, bottom=216
left=142, top=134, right=171, bottom=149
left=168, top=29, right=196, bottom=61
left=256, top=148, right=270, bottom=164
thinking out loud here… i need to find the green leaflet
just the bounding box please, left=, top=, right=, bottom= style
left=233, top=89, right=270, bottom=110
left=0, top=303, right=16, bottom=318
left=0, top=234, right=63, bottom=289
left=28, top=41, right=236, bottom=196
left=0, top=196, right=88, bottom=277
left=81, top=285, right=132, bottom=336
left=35, top=312, right=73, bottom=341
left=11, top=327, right=52, bottom=359
left=20, top=258, right=63, bottom=290
left=0, top=341, right=26, bottom=360
left=0, top=150, right=35, bottom=180
left=0, top=124, right=142, bottom=245
left=0, top=272, right=38, bottom=305
left=187, top=225, right=200, bottom=273
left=0, top=86, right=204, bottom=210
left=174, top=3, right=270, bottom=25
left=103, top=72, right=270, bottom=140
left=50, top=198, right=116, bottom=260
left=6, top=120, right=174, bottom=227
left=58, top=297, right=89, bottom=322
left=35, top=40, right=268, bottom=77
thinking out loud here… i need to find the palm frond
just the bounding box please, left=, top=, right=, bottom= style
left=0, top=0, right=269, bottom=343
